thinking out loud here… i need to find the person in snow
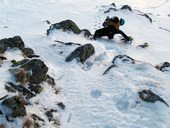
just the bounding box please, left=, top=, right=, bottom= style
left=93, top=16, right=131, bottom=41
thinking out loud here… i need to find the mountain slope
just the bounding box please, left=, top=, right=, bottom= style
left=0, top=0, right=170, bottom=128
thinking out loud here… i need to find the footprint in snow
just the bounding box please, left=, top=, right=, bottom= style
left=90, top=89, right=102, bottom=99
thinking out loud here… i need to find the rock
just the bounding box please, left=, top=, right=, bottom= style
left=22, top=48, right=35, bottom=57
left=46, top=75, right=55, bottom=86
left=110, top=3, right=116, bottom=7
left=159, top=27, right=170, bottom=33
left=140, top=14, right=152, bottom=23
left=156, top=62, right=170, bottom=72
left=112, top=55, right=135, bottom=65
left=44, top=20, right=51, bottom=24
left=31, top=114, right=45, bottom=122
left=21, top=59, right=48, bottom=84
left=0, top=36, right=25, bottom=53
left=11, top=59, right=29, bottom=67
left=6, top=82, right=36, bottom=99
left=2, top=96, right=27, bottom=117
left=54, top=40, right=81, bottom=46
left=47, top=20, right=81, bottom=35
left=103, top=64, right=117, bottom=75
left=5, top=85, right=16, bottom=93
left=138, top=90, right=169, bottom=107
left=26, top=54, right=40, bottom=58
left=57, top=102, right=65, bottom=110
left=0, top=56, right=7, bottom=60
left=137, top=43, right=149, bottom=48
left=80, top=29, right=92, bottom=38
left=104, top=8, right=117, bottom=13
left=28, top=84, right=43, bottom=94
left=9, top=68, right=29, bottom=84
left=65, top=43, right=95, bottom=63
left=0, top=95, right=8, bottom=101
left=45, top=111, right=53, bottom=122
left=120, top=5, right=132, bottom=11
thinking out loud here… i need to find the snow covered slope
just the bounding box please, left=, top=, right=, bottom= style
left=0, top=0, right=170, bottom=128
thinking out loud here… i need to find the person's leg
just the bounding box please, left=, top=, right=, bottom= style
left=93, top=28, right=107, bottom=39
left=107, top=34, right=113, bottom=39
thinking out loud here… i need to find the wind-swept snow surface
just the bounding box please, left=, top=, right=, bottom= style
left=0, top=0, right=170, bottom=128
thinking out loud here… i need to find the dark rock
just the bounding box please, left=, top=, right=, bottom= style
left=110, top=3, right=116, bottom=7
left=159, top=27, right=170, bottom=33
left=139, top=90, right=169, bottom=107
left=168, top=14, right=170, bottom=17
left=112, top=55, right=135, bottom=65
left=103, top=64, right=117, bottom=75
left=2, top=96, right=27, bottom=117
left=44, top=20, right=51, bottom=24
left=6, top=82, right=36, bottom=99
left=28, top=84, right=43, bottom=94
left=9, top=68, right=29, bottom=84
left=0, top=56, right=7, bottom=60
left=47, top=20, right=81, bottom=35
left=120, top=5, right=132, bottom=11
left=45, top=111, right=53, bottom=121
left=138, top=43, right=149, bottom=48
left=57, top=102, right=65, bottom=110
left=0, top=95, right=8, bottom=101
left=80, top=29, right=92, bottom=38
left=156, top=62, right=170, bottom=72
left=65, top=43, right=95, bottom=63
left=5, top=85, right=16, bottom=93
left=104, top=8, right=116, bottom=13
left=26, top=54, right=40, bottom=58
left=54, top=40, right=81, bottom=46
left=31, top=114, right=45, bottom=122
left=46, top=75, right=55, bottom=86
left=22, top=48, right=35, bottom=57
left=6, top=116, right=14, bottom=122
left=0, top=36, right=25, bottom=53
left=0, top=110, right=3, bottom=115
left=140, top=14, right=152, bottom=23
left=11, top=59, right=29, bottom=67
left=21, top=59, right=48, bottom=84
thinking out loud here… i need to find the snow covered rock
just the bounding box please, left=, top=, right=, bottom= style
left=46, top=74, right=55, bottom=86
left=11, top=59, right=29, bottom=67
left=2, top=96, right=26, bottom=118
left=156, top=62, right=170, bottom=72
left=47, top=20, right=81, bottom=35
left=112, top=55, right=135, bottom=65
left=21, top=59, right=48, bottom=84
left=138, top=90, right=169, bottom=107
left=47, top=20, right=92, bottom=38
left=5, top=82, right=36, bottom=99
left=22, top=48, right=35, bottom=57
left=65, top=43, right=95, bottom=63
left=120, top=5, right=132, bottom=12
left=137, top=43, right=149, bottom=48
left=110, top=3, right=116, bottom=7
left=0, top=36, right=25, bottom=53
left=28, top=84, right=43, bottom=94
left=80, top=29, right=92, bottom=38
left=140, top=14, right=152, bottom=23
left=10, top=59, right=48, bottom=84
left=9, top=68, right=28, bottom=84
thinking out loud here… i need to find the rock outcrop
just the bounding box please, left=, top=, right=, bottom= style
left=65, top=43, right=95, bottom=63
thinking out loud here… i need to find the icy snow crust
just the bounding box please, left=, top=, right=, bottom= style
left=0, top=0, right=170, bottom=128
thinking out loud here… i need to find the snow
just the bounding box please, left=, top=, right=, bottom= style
left=0, top=0, right=170, bottom=128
